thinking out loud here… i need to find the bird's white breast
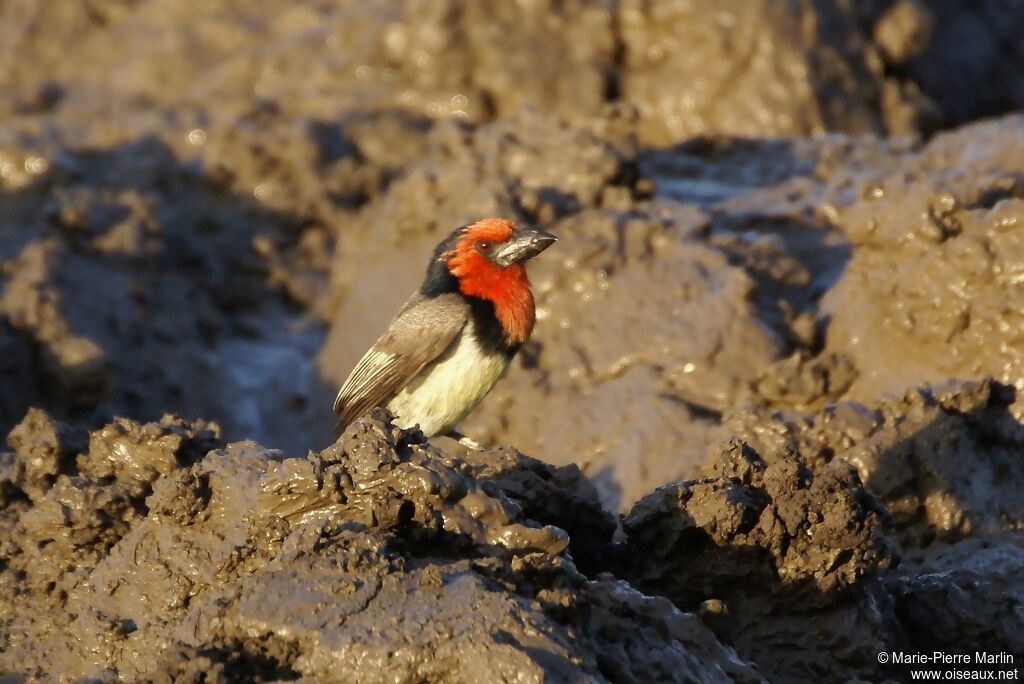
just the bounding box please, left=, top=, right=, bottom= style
left=385, top=319, right=509, bottom=437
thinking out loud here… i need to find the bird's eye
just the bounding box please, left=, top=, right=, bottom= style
left=478, top=241, right=493, bottom=252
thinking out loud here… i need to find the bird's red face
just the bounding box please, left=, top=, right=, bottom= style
left=445, top=218, right=556, bottom=345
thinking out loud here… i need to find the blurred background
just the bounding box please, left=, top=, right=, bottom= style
left=2, top=0, right=1023, bottom=509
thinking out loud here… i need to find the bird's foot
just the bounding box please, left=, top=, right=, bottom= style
left=446, top=430, right=483, bottom=451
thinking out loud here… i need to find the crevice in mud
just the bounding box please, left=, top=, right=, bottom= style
left=477, top=89, right=498, bottom=122
left=163, top=638, right=303, bottom=682
left=639, top=137, right=823, bottom=198
left=657, top=393, right=723, bottom=422
left=603, top=0, right=624, bottom=103
left=965, top=174, right=1024, bottom=210
left=710, top=215, right=851, bottom=314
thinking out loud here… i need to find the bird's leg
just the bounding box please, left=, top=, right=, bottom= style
left=446, top=430, right=483, bottom=451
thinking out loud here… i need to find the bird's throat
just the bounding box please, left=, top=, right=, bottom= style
left=451, top=259, right=535, bottom=345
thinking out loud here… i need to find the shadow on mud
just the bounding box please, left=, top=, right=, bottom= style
left=0, top=135, right=337, bottom=453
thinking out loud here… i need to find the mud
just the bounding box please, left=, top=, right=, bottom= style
left=722, top=379, right=1024, bottom=547
left=821, top=118, right=1024, bottom=406
left=891, top=533, right=1024, bottom=655
left=706, top=379, right=1024, bottom=674
left=2, top=0, right=1024, bottom=681
left=0, top=0, right=967, bottom=145
left=0, top=411, right=760, bottom=683
left=623, top=441, right=899, bottom=681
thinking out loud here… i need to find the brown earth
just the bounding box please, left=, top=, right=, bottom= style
left=2, top=0, right=1024, bottom=681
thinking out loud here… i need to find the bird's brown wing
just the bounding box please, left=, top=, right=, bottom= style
left=332, top=293, right=469, bottom=436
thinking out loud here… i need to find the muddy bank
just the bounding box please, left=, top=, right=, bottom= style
left=431, top=114, right=1024, bottom=510
left=3, top=1, right=1018, bottom=143
left=623, top=441, right=899, bottom=682
left=2, top=1, right=1023, bottom=507
left=4, top=380, right=1021, bottom=681
left=0, top=410, right=760, bottom=683
left=1, top=0, right=1024, bottom=681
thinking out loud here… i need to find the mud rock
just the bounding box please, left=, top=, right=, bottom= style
left=624, top=441, right=898, bottom=681
left=723, top=379, right=1024, bottom=546
left=1, top=413, right=217, bottom=565
left=78, top=414, right=222, bottom=498
left=3, top=407, right=83, bottom=501
left=0, top=410, right=759, bottom=682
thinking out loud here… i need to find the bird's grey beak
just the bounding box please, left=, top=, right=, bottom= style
left=493, top=228, right=557, bottom=267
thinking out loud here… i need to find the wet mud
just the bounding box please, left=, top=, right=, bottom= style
left=623, top=441, right=899, bottom=681
left=2, top=0, right=1024, bottom=681
left=0, top=411, right=760, bottom=683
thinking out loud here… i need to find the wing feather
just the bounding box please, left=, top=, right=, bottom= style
left=333, top=293, right=469, bottom=436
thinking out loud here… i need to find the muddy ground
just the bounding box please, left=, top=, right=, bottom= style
left=1, top=1, right=1023, bottom=682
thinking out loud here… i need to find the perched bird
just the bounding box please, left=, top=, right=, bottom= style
left=333, top=218, right=557, bottom=447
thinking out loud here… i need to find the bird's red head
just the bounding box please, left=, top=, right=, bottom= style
left=444, top=218, right=556, bottom=345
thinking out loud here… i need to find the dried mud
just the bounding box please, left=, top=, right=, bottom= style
left=2, top=0, right=1024, bottom=682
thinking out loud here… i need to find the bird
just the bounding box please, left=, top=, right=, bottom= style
left=332, top=218, right=557, bottom=448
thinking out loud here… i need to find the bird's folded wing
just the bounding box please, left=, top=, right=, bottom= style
left=333, top=293, right=469, bottom=435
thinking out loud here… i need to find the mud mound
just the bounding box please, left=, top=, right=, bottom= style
left=722, top=379, right=1024, bottom=547
left=705, top=379, right=1024, bottom=672
left=0, top=410, right=760, bottom=682
left=458, top=445, right=619, bottom=577
left=623, top=440, right=898, bottom=681
left=821, top=116, right=1024, bottom=406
